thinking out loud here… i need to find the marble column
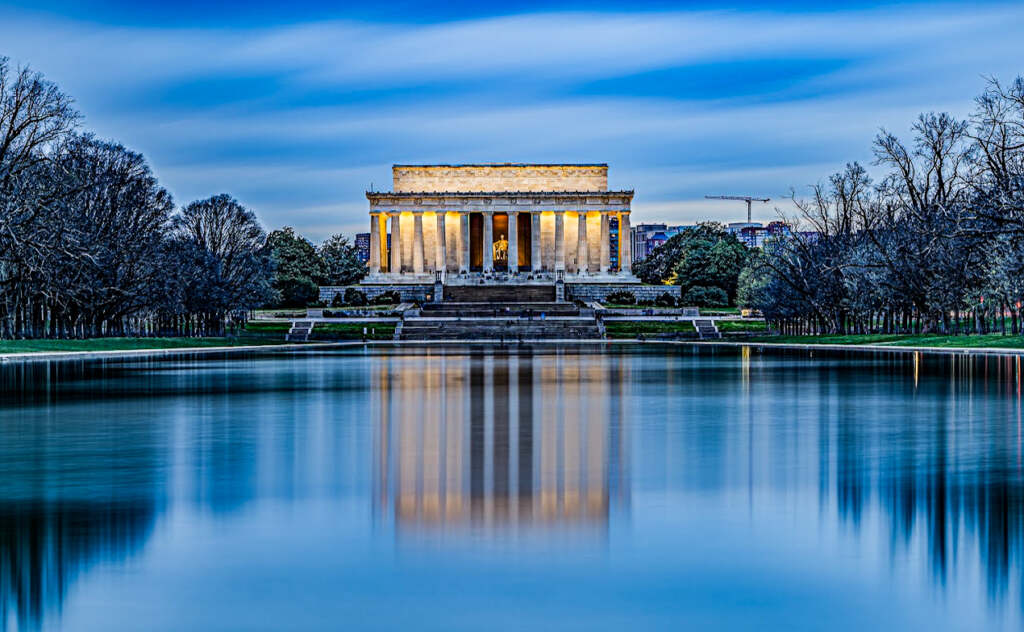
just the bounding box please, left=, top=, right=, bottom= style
left=531, top=212, right=542, bottom=273
left=508, top=212, right=518, bottom=274
left=619, top=211, right=632, bottom=275
left=576, top=212, right=588, bottom=275
left=459, top=212, right=470, bottom=273
left=599, top=212, right=610, bottom=274
left=482, top=211, right=494, bottom=273
left=435, top=212, right=447, bottom=276
left=390, top=212, right=402, bottom=275
left=379, top=213, right=389, bottom=272
left=369, top=212, right=381, bottom=274
left=412, top=211, right=425, bottom=274
left=554, top=211, right=565, bottom=272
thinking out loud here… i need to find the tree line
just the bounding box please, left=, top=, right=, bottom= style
left=639, top=75, right=1024, bottom=336
left=740, top=75, right=1024, bottom=336
left=0, top=57, right=364, bottom=339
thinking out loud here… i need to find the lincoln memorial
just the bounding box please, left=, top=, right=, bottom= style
left=362, top=163, right=639, bottom=288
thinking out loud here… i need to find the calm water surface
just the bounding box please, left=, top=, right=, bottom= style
left=1, top=344, right=1023, bottom=631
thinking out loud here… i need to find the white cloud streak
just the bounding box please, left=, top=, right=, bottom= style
left=1, top=4, right=1022, bottom=240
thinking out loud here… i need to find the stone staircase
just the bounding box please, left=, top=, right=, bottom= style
left=286, top=320, right=313, bottom=342
left=694, top=319, right=721, bottom=339
left=400, top=302, right=600, bottom=341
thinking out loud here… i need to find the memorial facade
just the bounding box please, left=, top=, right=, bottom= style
left=362, top=164, right=638, bottom=286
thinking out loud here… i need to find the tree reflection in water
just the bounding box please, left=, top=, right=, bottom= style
left=0, top=502, right=156, bottom=630
left=0, top=347, right=1022, bottom=628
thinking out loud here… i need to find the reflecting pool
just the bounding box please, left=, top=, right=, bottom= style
left=1, top=345, right=1023, bottom=630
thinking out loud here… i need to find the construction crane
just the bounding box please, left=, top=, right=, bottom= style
left=705, top=195, right=770, bottom=224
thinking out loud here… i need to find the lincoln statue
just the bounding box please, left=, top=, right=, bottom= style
left=493, top=233, right=509, bottom=266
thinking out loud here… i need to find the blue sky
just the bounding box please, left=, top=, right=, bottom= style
left=1, top=1, right=1023, bottom=240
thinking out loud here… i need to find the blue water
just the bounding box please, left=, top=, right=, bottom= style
left=1, top=345, right=1021, bottom=630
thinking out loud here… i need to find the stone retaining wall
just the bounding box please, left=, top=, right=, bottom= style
left=322, top=283, right=679, bottom=305
left=320, top=285, right=433, bottom=304
left=566, top=284, right=681, bottom=303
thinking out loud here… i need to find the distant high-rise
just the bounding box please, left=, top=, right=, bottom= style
left=355, top=232, right=371, bottom=264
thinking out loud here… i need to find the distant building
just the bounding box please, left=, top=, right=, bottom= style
left=631, top=223, right=697, bottom=262
left=726, top=221, right=795, bottom=248
left=766, top=221, right=790, bottom=238
left=738, top=226, right=767, bottom=248
left=726, top=221, right=761, bottom=235
left=630, top=218, right=796, bottom=259
left=610, top=216, right=619, bottom=270
left=355, top=232, right=371, bottom=264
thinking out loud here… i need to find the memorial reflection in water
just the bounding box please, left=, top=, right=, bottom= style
left=371, top=351, right=630, bottom=532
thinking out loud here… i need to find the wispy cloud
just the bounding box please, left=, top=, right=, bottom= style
left=1, top=4, right=1022, bottom=239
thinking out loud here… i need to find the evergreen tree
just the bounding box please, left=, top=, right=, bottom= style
left=266, top=227, right=326, bottom=307
left=319, top=233, right=367, bottom=286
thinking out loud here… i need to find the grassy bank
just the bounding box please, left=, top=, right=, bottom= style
left=605, top=321, right=696, bottom=339
left=0, top=337, right=292, bottom=354
left=245, top=320, right=290, bottom=334
left=717, top=320, right=768, bottom=332
left=311, top=322, right=395, bottom=341
left=743, top=333, right=1024, bottom=349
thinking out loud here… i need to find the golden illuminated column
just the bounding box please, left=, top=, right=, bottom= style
left=599, top=211, right=610, bottom=273
left=435, top=212, right=447, bottom=275
left=369, top=212, right=381, bottom=274
left=508, top=212, right=518, bottom=274
left=576, top=212, right=588, bottom=274
left=380, top=213, right=390, bottom=272
left=531, top=212, right=542, bottom=273
left=390, top=212, right=402, bottom=274
left=482, top=211, right=494, bottom=273
left=412, top=211, right=425, bottom=274
left=554, top=211, right=565, bottom=272
left=619, top=211, right=631, bottom=275
left=459, top=212, right=470, bottom=273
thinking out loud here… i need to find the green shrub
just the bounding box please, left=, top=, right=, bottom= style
left=330, top=292, right=346, bottom=307
left=655, top=292, right=677, bottom=308
left=371, top=290, right=401, bottom=305
left=605, top=290, right=636, bottom=305
left=343, top=288, right=368, bottom=306
left=682, top=286, right=728, bottom=307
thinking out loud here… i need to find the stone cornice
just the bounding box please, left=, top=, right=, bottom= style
left=367, top=191, right=633, bottom=214
left=392, top=163, right=608, bottom=168
left=367, top=190, right=633, bottom=198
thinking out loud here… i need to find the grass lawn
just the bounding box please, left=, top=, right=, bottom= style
left=0, top=337, right=291, bottom=354
left=744, top=333, right=1024, bottom=349
left=244, top=321, right=291, bottom=334
left=700, top=307, right=740, bottom=315
left=311, top=322, right=396, bottom=341
left=717, top=320, right=769, bottom=332
left=605, top=321, right=696, bottom=339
